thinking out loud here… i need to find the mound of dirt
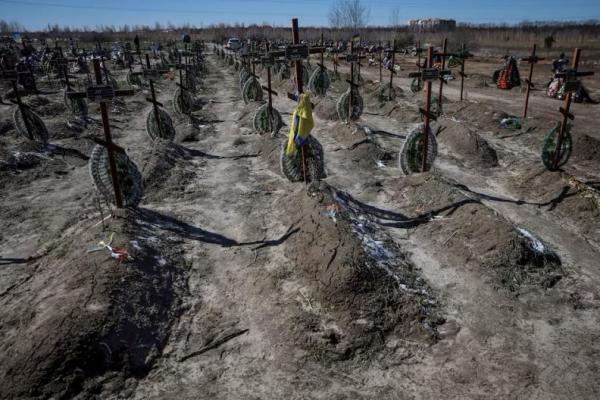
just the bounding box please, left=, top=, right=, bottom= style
left=572, top=133, right=600, bottom=163
left=283, top=183, right=443, bottom=361
left=508, top=169, right=600, bottom=242
left=0, top=211, right=186, bottom=399
left=313, top=97, right=339, bottom=121
left=141, top=142, right=205, bottom=203
left=438, top=122, right=499, bottom=168
left=392, top=173, right=563, bottom=292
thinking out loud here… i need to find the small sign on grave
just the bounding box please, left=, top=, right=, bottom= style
left=422, top=68, right=440, bottom=82
left=261, top=56, right=275, bottom=67
left=285, top=44, right=309, bottom=61
left=86, top=85, right=116, bottom=102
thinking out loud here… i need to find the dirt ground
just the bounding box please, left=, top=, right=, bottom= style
left=1, top=46, right=600, bottom=399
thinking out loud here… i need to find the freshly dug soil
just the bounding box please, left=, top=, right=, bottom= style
left=283, top=182, right=443, bottom=362
left=0, top=211, right=187, bottom=399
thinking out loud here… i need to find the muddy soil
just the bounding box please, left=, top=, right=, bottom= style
left=1, top=46, right=599, bottom=400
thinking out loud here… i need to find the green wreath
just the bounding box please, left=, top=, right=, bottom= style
left=541, top=122, right=572, bottom=170
left=410, top=78, right=424, bottom=93
left=89, top=145, right=143, bottom=207
left=377, top=84, right=397, bottom=102
left=399, top=124, right=438, bottom=174
left=336, top=88, right=364, bottom=120
left=242, top=78, right=263, bottom=104
left=308, top=66, right=331, bottom=96
left=13, top=107, right=49, bottom=144
left=253, top=103, right=283, bottom=135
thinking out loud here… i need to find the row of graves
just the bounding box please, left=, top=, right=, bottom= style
left=1, top=24, right=595, bottom=212
left=1, top=33, right=207, bottom=209
left=214, top=21, right=595, bottom=184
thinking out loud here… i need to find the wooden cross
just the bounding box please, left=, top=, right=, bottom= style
left=133, top=35, right=142, bottom=66
left=378, top=41, right=383, bottom=83
left=252, top=45, right=279, bottom=122
left=333, top=51, right=339, bottom=74
left=290, top=18, right=309, bottom=183
left=14, top=64, right=37, bottom=93
left=436, top=38, right=448, bottom=110
left=454, top=44, right=474, bottom=101
left=147, top=79, right=164, bottom=137
left=387, top=39, right=399, bottom=101
left=343, top=40, right=366, bottom=117
left=552, top=48, right=594, bottom=170
left=408, top=47, right=452, bottom=172
left=67, top=59, right=135, bottom=208
left=176, top=68, right=193, bottom=120
left=521, top=44, right=544, bottom=118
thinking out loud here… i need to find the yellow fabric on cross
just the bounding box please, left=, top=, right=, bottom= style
left=286, top=93, right=314, bottom=156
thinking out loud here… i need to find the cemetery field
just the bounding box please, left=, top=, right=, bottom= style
left=1, top=38, right=600, bottom=400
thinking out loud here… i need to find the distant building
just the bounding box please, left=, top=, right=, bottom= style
left=409, top=18, right=457, bottom=32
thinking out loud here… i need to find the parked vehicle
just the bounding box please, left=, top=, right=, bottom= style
left=226, top=37, right=242, bottom=51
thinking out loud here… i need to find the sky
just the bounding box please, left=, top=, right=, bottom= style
left=1, top=0, right=599, bottom=31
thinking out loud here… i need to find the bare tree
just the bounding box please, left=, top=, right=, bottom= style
left=389, top=7, right=401, bottom=28
left=328, top=0, right=370, bottom=29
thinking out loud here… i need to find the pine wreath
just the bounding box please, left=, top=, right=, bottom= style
left=308, top=66, right=330, bottom=96
left=64, top=90, right=88, bottom=117
left=253, top=103, right=283, bottom=135
left=277, top=62, right=291, bottom=80
left=146, top=107, right=176, bottom=141
left=399, top=124, right=438, bottom=175
left=173, top=87, right=193, bottom=116
left=13, top=106, right=49, bottom=144
left=336, top=88, right=364, bottom=120
left=280, top=136, right=326, bottom=182
left=377, top=83, right=397, bottom=102
left=89, top=144, right=143, bottom=207
left=410, top=78, right=424, bottom=93
left=242, top=78, right=263, bottom=104
left=126, top=70, right=143, bottom=87
left=541, top=122, right=572, bottom=170
left=420, top=96, right=441, bottom=120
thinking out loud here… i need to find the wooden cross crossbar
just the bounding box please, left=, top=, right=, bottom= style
left=269, top=46, right=325, bottom=59
left=66, top=59, right=134, bottom=208
left=554, top=69, right=594, bottom=80
left=408, top=69, right=452, bottom=80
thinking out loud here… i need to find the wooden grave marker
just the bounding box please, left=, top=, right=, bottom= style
left=67, top=59, right=135, bottom=208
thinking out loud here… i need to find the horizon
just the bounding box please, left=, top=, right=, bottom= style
left=1, top=0, right=599, bottom=31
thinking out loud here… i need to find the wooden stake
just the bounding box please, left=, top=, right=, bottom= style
left=553, top=48, right=580, bottom=170
left=521, top=43, right=543, bottom=118
left=437, top=38, right=447, bottom=110
left=389, top=39, right=397, bottom=101
left=291, top=18, right=308, bottom=184
left=422, top=46, right=434, bottom=172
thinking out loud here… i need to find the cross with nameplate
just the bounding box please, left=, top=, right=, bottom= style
left=551, top=48, right=594, bottom=170
left=67, top=59, right=135, bottom=208
left=408, top=46, right=452, bottom=172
